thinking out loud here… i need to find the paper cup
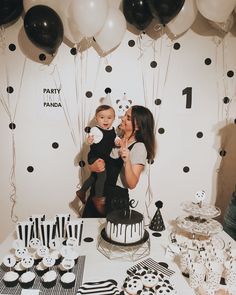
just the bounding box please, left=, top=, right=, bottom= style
left=66, top=220, right=83, bottom=245
left=29, top=214, right=45, bottom=239
left=16, top=221, right=34, bottom=247
left=40, top=220, right=56, bottom=247
left=205, top=261, right=223, bottom=289
left=189, top=262, right=206, bottom=289
left=224, top=260, right=236, bottom=292
left=54, top=213, right=70, bottom=239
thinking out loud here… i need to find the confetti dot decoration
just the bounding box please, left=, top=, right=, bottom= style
left=6, top=86, right=14, bottom=93
left=86, top=91, right=93, bottom=98
left=9, top=122, right=16, bottom=130
left=173, top=42, right=180, bottom=50
left=79, top=160, right=85, bottom=167
left=27, top=166, right=34, bottom=173
left=128, top=40, right=135, bottom=47
left=8, top=44, right=16, bottom=51
left=70, top=47, right=77, bottom=55
left=155, top=99, right=162, bottom=105
left=105, top=87, right=111, bottom=94
left=52, top=142, right=59, bottom=149
left=158, top=128, right=165, bottom=134
left=84, top=126, right=91, bottom=133
left=183, top=166, right=190, bottom=173
left=196, top=132, right=203, bottom=138
left=39, top=53, right=46, bottom=61
left=105, top=65, right=112, bottom=72
left=204, top=58, right=211, bottom=65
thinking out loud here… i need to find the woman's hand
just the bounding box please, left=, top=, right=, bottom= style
left=89, top=158, right=105, bottom=173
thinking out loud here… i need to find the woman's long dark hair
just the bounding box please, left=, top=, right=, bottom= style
left=130, top=105, right=156, bottom=162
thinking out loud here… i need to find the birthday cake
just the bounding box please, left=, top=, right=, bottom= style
left=105, top=209, right=145, bottom=244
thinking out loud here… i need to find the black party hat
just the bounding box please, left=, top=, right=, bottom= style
left=149, top=201, right=165, bottom=231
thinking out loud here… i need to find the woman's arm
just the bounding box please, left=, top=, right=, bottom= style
left=120, top=139, right=145, bottom=189
left=123, top=160, right=144, bottom=189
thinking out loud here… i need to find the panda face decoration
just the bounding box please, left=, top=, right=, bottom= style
left=21, top=255, right=34, bottom=269
left=37, top=245, right=49, bottom=257
left=42, top=255, right=55, bottom=267
left=15, top=247, right=28, bottom=259
left=29, top=238, right=42, bottom=249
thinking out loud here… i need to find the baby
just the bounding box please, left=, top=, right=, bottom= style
left=76, top=105, right=120, bottom=213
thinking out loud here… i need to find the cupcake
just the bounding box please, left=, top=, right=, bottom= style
left=19, top=271, right=36, bottom=288
left=41, top=270, right=57, bottom=288
left=60, top=272, right=76, bottom=289
left=14, top=261, right=26, bottom=275
left=50, top=249, right=62, bottom=265
left=31, top=251, right=42, bottom=265
left=57, top=263, right=70, bottom=275
left=35, top=261, right=49, bottom=276
left=3, top=271, right=19, bottom=287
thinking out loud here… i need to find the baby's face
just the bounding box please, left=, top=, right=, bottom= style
left=96, top=108, right=115, bottom=129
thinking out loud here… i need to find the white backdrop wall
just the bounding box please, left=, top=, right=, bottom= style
left=1, top=12, right=236, bottom=242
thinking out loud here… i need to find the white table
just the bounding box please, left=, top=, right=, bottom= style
left=0, top=218, right=235, bottom=294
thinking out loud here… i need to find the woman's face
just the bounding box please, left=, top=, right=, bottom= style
left=120, top=108, right=133, bottom=134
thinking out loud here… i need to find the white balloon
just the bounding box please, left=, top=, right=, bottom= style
left=196, top=0, right=236, bottom=22
left=167, top=0, right=198, bottom=37
left=70, top=0, right=108, bottom=38
left=95, top=8, right=126, bottom=53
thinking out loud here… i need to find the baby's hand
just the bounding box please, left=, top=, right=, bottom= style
left=87, top=134, right=94, bottom=145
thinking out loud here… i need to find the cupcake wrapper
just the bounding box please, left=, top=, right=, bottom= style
left=42, top=278, right=57, bottom=288
left=19, top=278, right=35, bottom=289
left=3, top=279, right=18, bottom=287
left=61, top=280, right=75, bottom=289
left=35, top=268, right=49, bottom=276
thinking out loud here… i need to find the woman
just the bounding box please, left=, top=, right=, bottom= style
left=82, top=105, right=156, bottom=217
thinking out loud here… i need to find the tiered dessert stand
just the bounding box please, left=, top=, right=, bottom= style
left=172, top=191, right=224, bottom=251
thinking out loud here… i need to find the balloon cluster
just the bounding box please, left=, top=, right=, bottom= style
left=1, top=0, right=236, bottom=57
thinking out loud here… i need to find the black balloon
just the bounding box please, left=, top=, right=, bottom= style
left=123, top=0, right=153, bottom=31
left=0, top=0, right=23, bottom=26
left=147, top=0, right=185, bottom=25
left=24, top=5, right=64, bottom=54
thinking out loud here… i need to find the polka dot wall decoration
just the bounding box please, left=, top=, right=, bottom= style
left=79, top=160, right=85, bottom=167
left=196, top=132, right=203, bottom=138
left=150, top=61, right=157, bottom=68
left=183, top=166, right=190, bottom=173
left=6, top=86, right=14, bottom=93
left=223, top=97, right=230, bottom=104
left=128, top=40, right=135, bottom=47
left=85, top=91, right=93, bottom=98
left=70, top=47, right=77, bottom=55
left=105, top=65, right=112, bottom=72
left=219, top=150, right=226, bottom=157
left=204, top=58, right=211, bottom=65
left=155, top=98, right=162, bottom=105
left=8, top=44, right=16, bottom=51
left=173, top=42, right=180, bottom=50
left=105, top=87, right=111, bottom=94
left=39, top=53, right=46, bottom=61
left=9, top=122, right=16, bottom=130
left=158, top=128, right=165, bottom=134
left=227, top=70, right=234, bottom=78
left=52, top=142, right=59, bottom=149
left=27, top=166, right=34, bottom=173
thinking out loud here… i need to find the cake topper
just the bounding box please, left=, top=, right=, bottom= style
left=194, top=190, right=206, bottom=207
left=149, top=201, right=165, bottom=232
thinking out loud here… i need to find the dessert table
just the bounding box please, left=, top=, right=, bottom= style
left=0, top=217, right=235, bottom=295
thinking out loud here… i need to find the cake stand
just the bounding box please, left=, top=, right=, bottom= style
left=97, top=228, right=150, bottom=262
left=172, top=201, right=224, bottom=251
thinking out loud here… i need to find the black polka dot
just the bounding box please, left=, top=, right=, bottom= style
left=155, top=98, right=162, bottom=105
left=196, top=132, right=203, bottom=138
left=39, top=53, right=46, bottom=61
left=70, top=47, right=77, bottom=55
left=128, top=40, right=135, bottom=47
left=85, top=91, right=93, bottom=98
left=152, top=232, right=162, bottom=237
left=79, top=160, right=85, bottom=167
left=9, top=122, right=16, bottom=130
left=223, top=97, right=230, bottom=104
left=6, top=86, right=14, bottom=93
left=84, top=126, right=91, bottom=133
left=52, top=142, right=59, bottom=149
left=27, top=166, right=34, bottom=173
left=105, top=65, right=112, bottom=72
left=158, top=128, right=165, bottom=134
left=83, top=237, right=94, bottom=242
left=8, top=43, right=16, bottom=51
left=150, top=61, right=157, bottom=68
left=227, top=70, right=234, bottom=78
left=219, top=149, right=226, bottom=157
left=204, top=58, right=211, bottom=65
left=183, top=166, right=190, bottom=173
left=104, top=87, right=111, bottom=94
left=173, top=42, right=180, bottom=50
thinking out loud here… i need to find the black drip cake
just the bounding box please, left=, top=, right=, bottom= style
left=105, top=209, right=145, bottom=244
